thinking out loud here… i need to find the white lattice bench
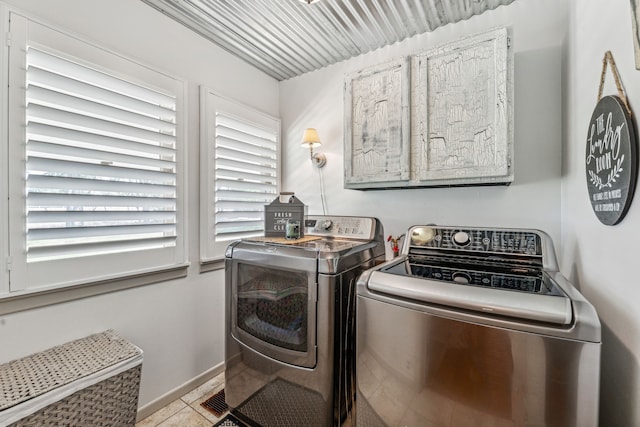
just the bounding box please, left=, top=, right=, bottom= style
left=0, top=330, right=143, bottom=426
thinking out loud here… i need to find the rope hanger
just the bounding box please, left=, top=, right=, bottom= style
left=597, top=50, right=632, bottom=116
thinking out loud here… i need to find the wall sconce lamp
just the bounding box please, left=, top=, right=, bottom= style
left=301, top=128, right=327, bottom=168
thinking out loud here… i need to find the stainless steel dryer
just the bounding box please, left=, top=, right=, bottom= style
left=225, top=215, right=385, bottom=427
left=356, top=225, right=601, bottom=427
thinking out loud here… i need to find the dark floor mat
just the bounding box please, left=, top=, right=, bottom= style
left=214, top=413, right=247, bottom=427
left=234, top=378, right=325, bottom=427
left=355, top=391, right=387, bottom=427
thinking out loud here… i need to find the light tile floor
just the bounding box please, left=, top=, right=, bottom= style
left=136, top=371, right=227, bottom=427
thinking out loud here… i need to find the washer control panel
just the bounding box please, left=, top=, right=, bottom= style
left=305, top=215, right=374, bottom=239
left=409, top=226, right=542, bottom=256
left=408, top=263, right=542, bottom=293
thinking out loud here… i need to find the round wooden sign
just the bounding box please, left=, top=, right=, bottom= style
left=585, top=95, right=638, bottom=225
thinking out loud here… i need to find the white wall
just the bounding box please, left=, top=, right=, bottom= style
left=0, top=0, right=278, bottom=410
left=280, top=0, right=568, bottom=254
left=564, top=0, right=640, bottom=424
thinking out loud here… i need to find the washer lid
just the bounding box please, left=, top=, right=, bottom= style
left=367, top=264, right=573, bottom=325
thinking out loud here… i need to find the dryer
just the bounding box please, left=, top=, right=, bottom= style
left=225, top=215, right=385, bottom=427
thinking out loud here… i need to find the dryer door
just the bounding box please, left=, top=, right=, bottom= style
left=229, top=246, right=317, bottom=368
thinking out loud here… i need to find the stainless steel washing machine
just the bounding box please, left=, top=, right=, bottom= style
left=356, top=225, right=601, bottom=427
left=225, top=215, right=385, bottom=427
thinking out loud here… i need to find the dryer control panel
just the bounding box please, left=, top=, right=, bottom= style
left=305, top=215, right=375, bottom=240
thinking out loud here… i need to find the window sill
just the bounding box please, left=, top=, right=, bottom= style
left=199, top=258, right=225, bottom=273
left=0, top=264, right=189, bottom=316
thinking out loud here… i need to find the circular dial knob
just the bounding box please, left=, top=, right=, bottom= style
left=320, top=219, right=333, bottom=231
left=452, top=231, right=471, bottom=246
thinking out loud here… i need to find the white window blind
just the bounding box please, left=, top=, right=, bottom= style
left=200, top=88, right=280, bottom=262
left=214, top=113, right=278, bottom=240
left=26, top=47, right=178, bottom=262
left=5, top=12, right=187, bottom=294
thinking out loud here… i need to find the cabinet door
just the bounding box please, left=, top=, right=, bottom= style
left=344, top=57, right=411, bottom=189
left=412, top=27, right=513, bottom=186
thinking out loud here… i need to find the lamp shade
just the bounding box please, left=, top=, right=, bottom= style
left=302, top=128, right=321, bottom=148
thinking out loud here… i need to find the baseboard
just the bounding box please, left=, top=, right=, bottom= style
left=136, top=362, right=224, bottom=421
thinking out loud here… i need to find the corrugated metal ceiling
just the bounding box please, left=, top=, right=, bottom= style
left=140, top=0, right=515, bottom=81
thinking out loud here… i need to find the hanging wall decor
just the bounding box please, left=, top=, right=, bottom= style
left=585, top=51, right=638, bottom=225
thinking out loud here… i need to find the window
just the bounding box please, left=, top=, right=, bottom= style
left=3, top=11, right=187, bottom=296
left=200, top=87, right=280, bottom=264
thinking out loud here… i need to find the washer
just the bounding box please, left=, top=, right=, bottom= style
left=356, top=225, right=601, bottom=427
left=225, top=215, right=385, bottom=427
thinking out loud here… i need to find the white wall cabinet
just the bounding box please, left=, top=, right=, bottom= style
left=344, top=28, right=514, bottom=189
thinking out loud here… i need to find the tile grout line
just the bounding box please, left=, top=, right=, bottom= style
left=137, top=373, right=226, bottom=426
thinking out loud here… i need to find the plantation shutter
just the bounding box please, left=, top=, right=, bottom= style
left=199, top=88, right=280, bottom=263
left=25, top=47, right=178, bottom=262
left=214, top=112, right=278, bottom=241
left=5, top=11, right=186, bottom=296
